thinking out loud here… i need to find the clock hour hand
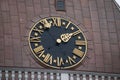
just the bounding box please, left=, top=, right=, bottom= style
left=41, top=19, right=52, bottom=28
left=56, top=29, right=81, bottom=43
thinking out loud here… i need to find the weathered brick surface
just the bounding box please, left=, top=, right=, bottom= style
left=0, top=0, right=120, bottom=73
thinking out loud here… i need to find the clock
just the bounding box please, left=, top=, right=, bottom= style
left=28, top=17, right=87, bottom=69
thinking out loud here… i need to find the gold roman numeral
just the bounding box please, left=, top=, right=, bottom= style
left=73, top=48, right=84, bottom=57
left=52, top=17, right=61, bottom=27
left=68, top=56, right=76, bottom=65
left=75, top=40, right=86, bottom=45
left=65, top=21, right=71, bottom=29
left=43, top=54, right=53, bottom=64
left=38, top=50, right=45, bottom=57
left=30, top=36, right=41, bottom=42
left=57, top=57, right=64, bottom=66
left=33, top=45, right=44, bottom=53
left=33, top=27, right=44, bottom=34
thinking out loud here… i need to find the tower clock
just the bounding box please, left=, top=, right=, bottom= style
left=28, top=17, right=87, bottom=69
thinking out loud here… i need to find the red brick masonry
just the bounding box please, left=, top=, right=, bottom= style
left=0, top=0, right=120, bottom=73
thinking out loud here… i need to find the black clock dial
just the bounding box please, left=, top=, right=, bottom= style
left=28, top=17, right=87, bottom=69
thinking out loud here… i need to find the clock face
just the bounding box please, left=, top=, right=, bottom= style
left=28, top=17, right=87, bottom=69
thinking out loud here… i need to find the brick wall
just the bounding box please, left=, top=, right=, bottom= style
left=0, top=0, right=120, bottom=73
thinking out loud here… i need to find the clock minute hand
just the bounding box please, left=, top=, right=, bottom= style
left=72, top=29, right=81, bottom=36
left=60, top=29, right=81, bottom=43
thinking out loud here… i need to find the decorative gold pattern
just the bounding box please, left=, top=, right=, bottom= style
left=54, top=59, right=57, bottom=63
left=39, top=25, right=43, bottom=29
left=34, top=32, right=38, bottom=36
left=78, top=36, right=81, bottom=39
left=66, top=60, right=68, bottom=63
left=34, top=43, right=38, bottom=47
left=71, top=27, right=74, bottom=30
left=62, top=22, right=66, bottom=25
left=42, top=54, right=45, bottom=58
left=73, top=55, right=77, bottom=59
left=78, top=46, right=82, bottom=50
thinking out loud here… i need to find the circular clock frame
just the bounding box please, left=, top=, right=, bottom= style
left=28, top=17, right=87, bottom=69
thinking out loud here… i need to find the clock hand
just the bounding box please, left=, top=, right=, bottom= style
left=56, top=29, right=81, bottom=43
left=41, top=19, right=52, bottom=28
left=72, top=29, right=82, bottom=36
